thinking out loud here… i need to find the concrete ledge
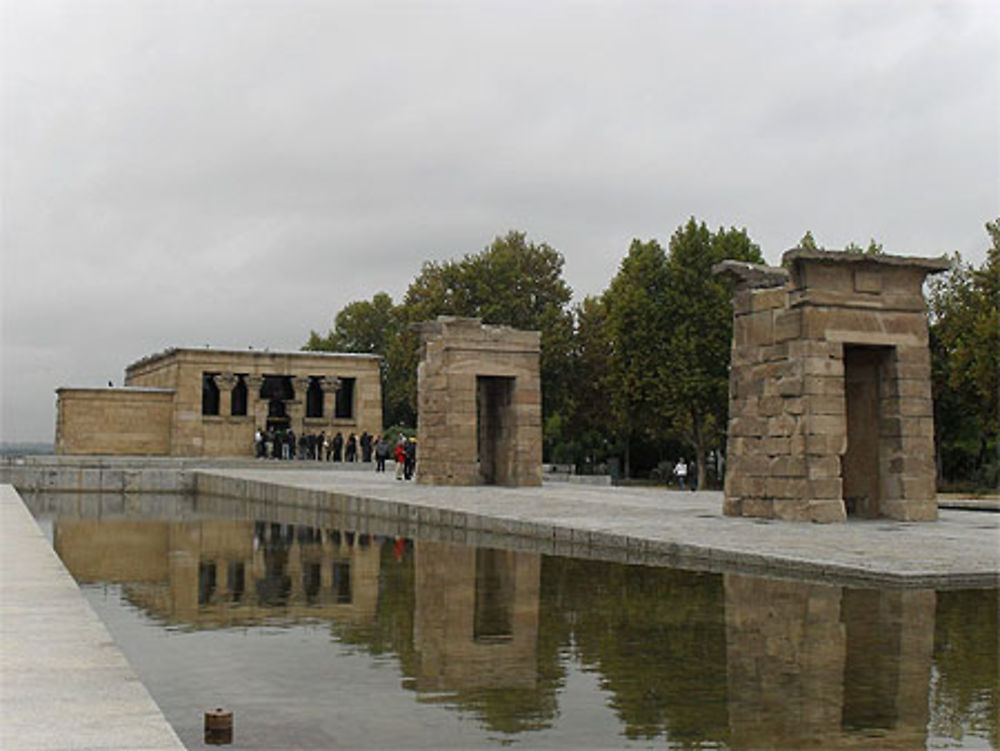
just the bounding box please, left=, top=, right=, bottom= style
left=0, top=455, right=383, bottom=494
left=191, top=468, right=1000, bottom=590
left=0, top=484, right=184, bottom=750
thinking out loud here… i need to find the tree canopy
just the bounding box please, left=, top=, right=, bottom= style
left=305, top=218, right=991, bottom=487
left=929, top=218, right=1000, bottom=489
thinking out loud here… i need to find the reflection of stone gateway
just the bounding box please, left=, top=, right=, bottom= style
left=415, top=318, right=542, bottom=486
left=724, top=573, right=935, bottom=750
left=714, top=250, right=949, bottom=523
left=412, top=541, right=540, bottom=691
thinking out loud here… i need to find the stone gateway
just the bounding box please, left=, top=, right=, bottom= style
left=415, top=317, right=542, bottom=486
left=714, top=249, right=949, bottom=523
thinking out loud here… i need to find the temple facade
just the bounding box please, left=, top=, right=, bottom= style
left=55, top=347, right=382, bottom=456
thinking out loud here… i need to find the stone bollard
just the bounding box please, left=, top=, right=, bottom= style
left=205, top=708, right=233, bottom=745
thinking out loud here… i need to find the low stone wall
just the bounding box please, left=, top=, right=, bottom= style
left=0, top=455, right=393, bottom=494
left=56, top=387, right=174, bottom=456
left=1, top=459, right=192, bottom=494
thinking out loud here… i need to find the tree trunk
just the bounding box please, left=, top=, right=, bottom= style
left=691, top=409, right=707, bottom=490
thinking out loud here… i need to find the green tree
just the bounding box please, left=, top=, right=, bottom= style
left=929, top=219, right=1000, bottom=488
left=401, top=230, right=575, bottom=424
left=603, top=239, right=671, bottom=477
left=844, top=238, right=884, bottom=255
left=557, top=294, right=616, bottom=466
left=304, top=291, right=414, bottom=427
left=305, top=291, right=399, bottom=354
left=663, top=220, right=764, bottom=489
left=798, top=230, right=820, bottom=250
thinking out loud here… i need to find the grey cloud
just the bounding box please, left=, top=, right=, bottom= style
left=2, top=0, right=997, bottom=441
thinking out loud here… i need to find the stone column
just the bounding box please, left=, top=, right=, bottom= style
left=245, top=375, right=266, bottom=428
left=290, top=376, right=310, bottom=434
left=215, top=373, right=237, bottom=417
left=320, top=376, right=341, bottom=422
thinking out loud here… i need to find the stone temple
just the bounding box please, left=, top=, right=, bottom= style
left=55, top=347, right=382, bottom=456
left=714, top=249, right=949, bottom=523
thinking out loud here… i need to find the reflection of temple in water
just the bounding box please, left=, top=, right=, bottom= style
left=412, top=542, right=541, bottom=691
left=53, top=519, right=382, bottom=627
left=44, top=500, right=957, bottom=746
left=724, top=574, right=935, bottom=750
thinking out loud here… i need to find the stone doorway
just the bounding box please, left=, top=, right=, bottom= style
left=477, top=376, right=515, bottom=484
left=416, top=317, right=541, bottom=486
left=843, top=346, right=892, bottom=518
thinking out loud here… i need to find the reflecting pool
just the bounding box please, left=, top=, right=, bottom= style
left=25, top=492, right=999, bottom=750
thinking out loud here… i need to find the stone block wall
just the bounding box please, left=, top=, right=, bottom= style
left=716, top=250, right=948, bottom=523
left=55, top=388, right=174, bottom=455
left=125, top=348, right=382, bottom=457
left=416, top=317, right=542, bottom=486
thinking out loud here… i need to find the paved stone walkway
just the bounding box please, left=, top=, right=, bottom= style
left=196, top=468, right=1000, bottom=588
left=0, top=484, right=184, bottom=750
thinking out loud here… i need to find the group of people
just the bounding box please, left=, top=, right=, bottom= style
left=252, top=427, right=416, bottom=478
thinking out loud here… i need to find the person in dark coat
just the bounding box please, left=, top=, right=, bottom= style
left=346, top=433, right=357, bottom=462
left=332, top=432, right=343, bottom=462
left=404, top=438, right=416, bottom=480
left=360, top=431, right=372, bottom=462
left=374, top=435, right=388, bottom=472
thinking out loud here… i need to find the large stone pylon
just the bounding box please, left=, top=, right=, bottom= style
left=415, top=317, right=542, bottom=486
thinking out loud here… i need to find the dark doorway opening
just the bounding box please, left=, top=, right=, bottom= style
left=201, top=373, right=220, bottom=416
left=477, top=376, right=515, bottom=485
left=261, top=375, right=293, bottom=432
left=840, top=589, right=900, bottom=731
left=231, top=375, right=248, bottom=416
left=306, top=377, right=324, bottom=418
left=474, top=548, right=515, bottom=642
left=335, top=378, right=355, bottom=419
left=843, top=346, right=892, bottom=518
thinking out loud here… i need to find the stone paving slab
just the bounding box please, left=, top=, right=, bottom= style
left=0, top=484, right=184, bottom=750
left=195, top=468, right=1000, bottom=589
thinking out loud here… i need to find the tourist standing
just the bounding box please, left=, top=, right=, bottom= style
left=346, top=433, right=357, bottom=462
left=374, top=435, right=388, bottom=472
left=360, top=431, right=372, bottom=462
left=317, top=431, right=326, bottom=462
left=254, top=427, right=263, bottom=459
left=394, top=437, right=406, bottom=480
left=673, top=458, right=688, bottom=490
left=332, top=432, right=343, bottom=461
left=404, top=437, right=416, bottom=480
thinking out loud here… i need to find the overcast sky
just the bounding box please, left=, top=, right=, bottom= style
left=2, top=0, right=997, bottom=442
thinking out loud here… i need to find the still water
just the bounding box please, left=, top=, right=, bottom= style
left=26, top=492, right=998, bottom=750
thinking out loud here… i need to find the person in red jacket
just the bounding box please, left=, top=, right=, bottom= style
left=394, top=437, right=407, bottom=480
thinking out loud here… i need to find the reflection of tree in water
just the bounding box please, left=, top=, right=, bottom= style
left=930, top=588, right=999, bottom=748
left=328, top=549, right=727, bottom=741
left=548, top=559, right=728, bottom=746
